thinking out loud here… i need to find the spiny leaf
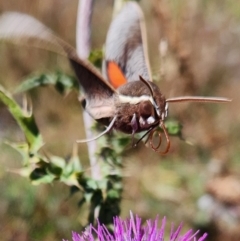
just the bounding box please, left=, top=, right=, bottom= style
left=14, top=72, right=79, bottom=95
left=15, top=74, right=55, bottom=93
left=0, top=85, right=43, bottom=153
left=30, top=168, right=56, bottom=185
left=63, top=144, right=82, bottom=176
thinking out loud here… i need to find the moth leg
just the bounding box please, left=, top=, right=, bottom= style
left=76, top=115, right=117, bottom=143
left=131, top=113, right=138, bottom=147
left=133, top=126, right=156, bottom=148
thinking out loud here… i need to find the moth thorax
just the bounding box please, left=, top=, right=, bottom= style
left=117, top=80, right=167, bottom=120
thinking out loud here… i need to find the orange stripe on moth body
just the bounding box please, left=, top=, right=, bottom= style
left=107, top=61, right=127, bottom=88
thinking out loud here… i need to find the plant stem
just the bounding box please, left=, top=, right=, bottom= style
left=76, top=0, right=101, bottom=180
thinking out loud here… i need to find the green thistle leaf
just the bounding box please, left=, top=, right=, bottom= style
left=14, top=72, right=79, bottom=95
left=0, top=85, right=43, bottom=153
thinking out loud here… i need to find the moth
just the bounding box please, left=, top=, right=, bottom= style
left=0, top=2, right=231, bottom=154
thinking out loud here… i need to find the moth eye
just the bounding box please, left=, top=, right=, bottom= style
left=139, top=101, right=153, bottom=117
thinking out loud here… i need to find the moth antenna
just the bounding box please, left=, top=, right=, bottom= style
left=166, top=96, right=231, bottom=103
left=76, top=116, right=117, bottom=143
left=149, top=120, right=170, bottom=155
left=139, top=76, right=154, bottom=97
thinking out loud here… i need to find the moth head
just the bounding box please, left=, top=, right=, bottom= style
left=139, top=76, right=168, bottom=121
left=136, top=76, right=170, bottom=154
left=139, top=76, right=231, bottom=155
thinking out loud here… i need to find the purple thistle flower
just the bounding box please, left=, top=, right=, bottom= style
left=64, top=212, right=207, bottom=241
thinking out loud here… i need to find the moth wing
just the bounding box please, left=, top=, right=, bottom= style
left=0, top=12, right=116, bottom=119
left=103, top=2, right=152, bottom=88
